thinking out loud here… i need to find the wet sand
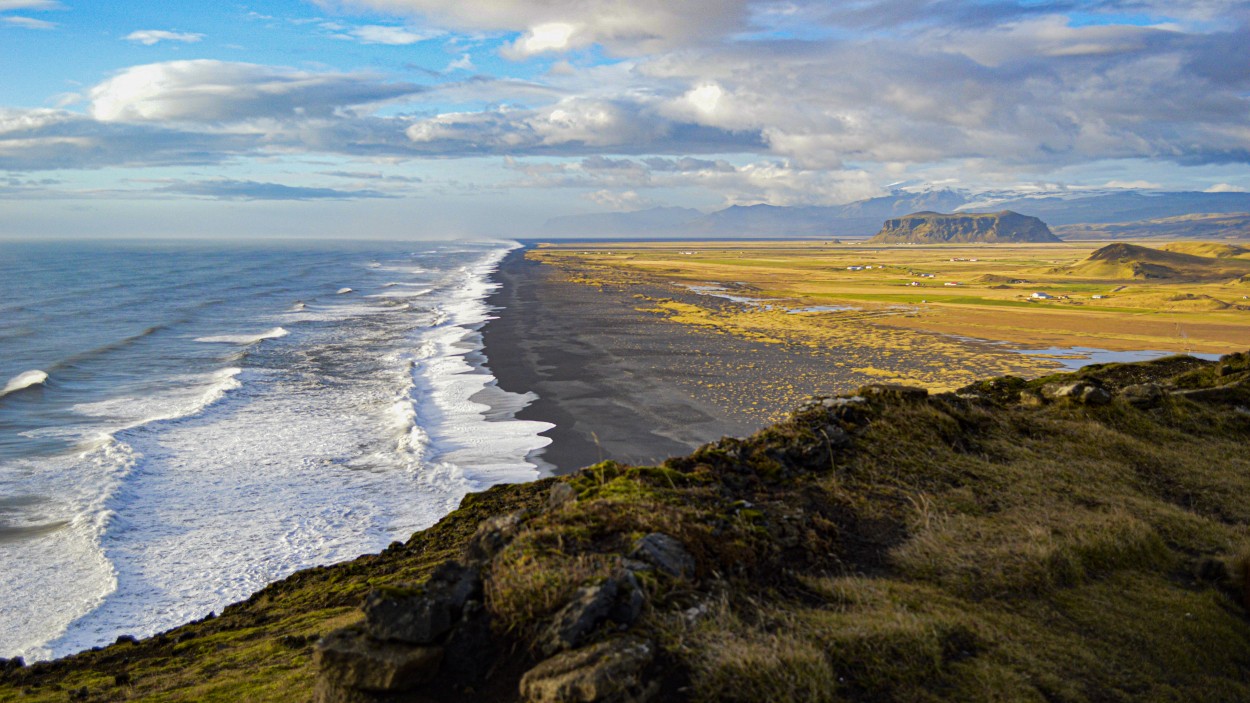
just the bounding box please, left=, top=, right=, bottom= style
left=481, top=247, right=860, bottom=472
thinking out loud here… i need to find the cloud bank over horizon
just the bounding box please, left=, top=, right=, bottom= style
left=1, top=0, right=1249, bottom=236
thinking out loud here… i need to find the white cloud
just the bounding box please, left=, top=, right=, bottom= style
left=0, top=0, right=61, bottom=9
left=124, top=30, right=205, bottom=45
left=405, top=96, right=763, bottom=154
left=317, top=0, right=750, bottom=55
left=0, top=107, right=261, bottom=170
left=1104, top=179, right=1162, bottom=189
left=585, top=189, right=655, bottom=210
left=88, top=60, right=423, bottom=123
left=506, top=154, right=878, bottom=206
left=503, top=22, right=578, bottom=58
left=446, top=53, right=474, bottom=71
left=347, top=25, right=440, bottom=44
left=1205, top=183, right=1248, bottom=193
left=2, top=15, right=55, bottom=29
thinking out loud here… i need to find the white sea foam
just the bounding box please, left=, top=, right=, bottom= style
left=72, top=367, right=244, bottom=424
left=12, top=241, right=553, bottom=661
left=0, top=369, right=48, bottom=398
left=194, top=327, right=289, bottom=345
left=336, top=287, right=353, bottom=295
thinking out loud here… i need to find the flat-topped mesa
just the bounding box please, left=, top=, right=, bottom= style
left=869, top=210, right=1061, bottom=244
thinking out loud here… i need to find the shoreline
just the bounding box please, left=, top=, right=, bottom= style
left=480, top=247, right=761, bottom=472
left=478, top=246, right=885, bottom=472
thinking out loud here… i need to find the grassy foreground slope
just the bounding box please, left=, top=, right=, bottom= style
left=4, top=354, right=1250, bottom=702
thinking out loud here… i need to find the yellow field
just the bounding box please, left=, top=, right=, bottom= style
left=530, top=240, right=1250, bottom=390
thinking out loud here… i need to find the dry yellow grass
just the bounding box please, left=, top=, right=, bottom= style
left=531, top=241, right=1250, bottom=390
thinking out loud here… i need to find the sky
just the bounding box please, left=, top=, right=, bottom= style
left=1, top=0, right=1249, bottom=238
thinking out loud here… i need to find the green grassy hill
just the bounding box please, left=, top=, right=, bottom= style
left=4, top=353, right=1250, bottom=702
left=1062, top=242, right=1250, bottom=281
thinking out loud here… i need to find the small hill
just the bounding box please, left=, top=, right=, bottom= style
left=1064, top=242, right=1250, bottom=280
left=974, top=273, right=1032, bottom=284
left=869, top=210, right=1060, bottom=244
left=1160, top=241, right=1250, bottom=259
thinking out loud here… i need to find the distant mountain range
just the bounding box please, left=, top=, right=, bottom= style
left=542, top=189, right=1250, bottom=239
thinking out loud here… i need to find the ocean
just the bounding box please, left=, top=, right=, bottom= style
left=0, top=239, right=551, bottom=661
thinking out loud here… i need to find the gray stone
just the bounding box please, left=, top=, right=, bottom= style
left=820, top=396, right=865, bottom=408
left=820, top=425, right=851, bottom=448
left=549, top=483, right=578, bottom=511
left=629, top=533, right=696, bottom=579
left=363, top=562, right=480, bottom=644
left=314, top=627, right=442, bottom=693
left=1079, top=385, right=1112, bottom=406
left=607, top=571, right=645, bottom=627
left=1120, top=383, right=1165, bottom=406
left=520, top=638, right=656, bottom=703
left=541, top=579, right=619, bottom=656
left=465, top=510, right=525, bottom=562
left=858, top=384, right=928, bottom=402
left=1042, top=381, right=1110, bottom=405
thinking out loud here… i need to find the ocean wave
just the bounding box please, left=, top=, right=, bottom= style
left=194, top=327, right=289, bottom=345
left=46, top=323, right=181, bottom=373
left=71, top=367, right=244, bottom=428
left=0, top=370, right=48, bottom=398
left=6, top=240, right=552, bottom=660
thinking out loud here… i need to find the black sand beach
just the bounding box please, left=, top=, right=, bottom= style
left=481, top=247, right=860, bottom=472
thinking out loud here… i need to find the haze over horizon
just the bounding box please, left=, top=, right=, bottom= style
left=2, top=0, right=1249, bottom=239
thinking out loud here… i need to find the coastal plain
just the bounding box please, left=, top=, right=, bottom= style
left=529, top=240, right=1250, bottom=391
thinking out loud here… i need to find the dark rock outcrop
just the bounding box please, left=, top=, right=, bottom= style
left=519, top=638, right=656, bottom=703
left=313, top=627, right=443, bottom=695
left=628, top=534, right=696, bottom=579
left=868, top=210, right=1060, bottom=244
left=363, top=562, right=481, bottom=645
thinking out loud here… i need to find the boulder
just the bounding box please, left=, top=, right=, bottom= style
left=314, top=627, right=442, bottom=693
left=608, top=572, right=645, bottom=628
left=819, top=396, right=865, bottom=408
left=520, top=638, right=657, bottom=703
left=465, top=511, right=525, bottom=563
left=1041, top=381, right=1111, bottom=406
left=1120, top=383, right=1165, bottom=406
left=629, top=533, right=696, bottom=579
left=541, top=580, right=620, bottom=655
left=363, top=562, right=481, bottom=645
left=858, top=384, right=929, bottom=402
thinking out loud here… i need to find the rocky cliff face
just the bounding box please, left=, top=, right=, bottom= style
left=4, top=353, right=1250, bottom=702
left=869, top=210, right=1061, bottom=244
